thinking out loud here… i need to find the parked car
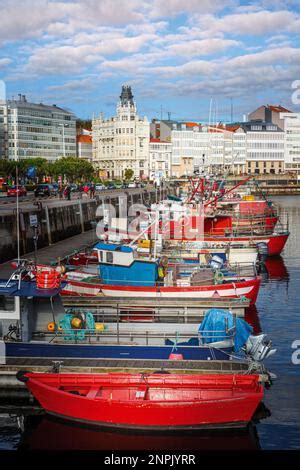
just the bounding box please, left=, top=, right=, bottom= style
left=95, top=184, right=105, bottom=191
left=34, top=184, right=57, bottom=198
left=107, top=184, right=116, bottom=190
left=7, top=185, right=27, bottom=197
left=128, top=182, right=137, bottom=188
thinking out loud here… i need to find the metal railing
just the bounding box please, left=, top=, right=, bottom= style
left=36, top=324, right=235, bottom=347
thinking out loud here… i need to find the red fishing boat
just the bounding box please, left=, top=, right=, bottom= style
left=62, top=243, right=261, bottom=304
left=17, top=372, right=263, bottom=430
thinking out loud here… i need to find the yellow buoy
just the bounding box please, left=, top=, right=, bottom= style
left=71, top=317, right=82, bottom=329
left=95, top=323, right=105, bottom=332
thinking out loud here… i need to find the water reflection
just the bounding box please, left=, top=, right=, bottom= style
left=16, top=406, right=270, bottom=451
left=258, top=256, right=289, bottom=283
left=264, top=256, right=289, bottom=281
left=245, top=305, right=262, bottom=335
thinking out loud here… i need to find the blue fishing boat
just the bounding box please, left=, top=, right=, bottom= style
left=0, top=263, right=275, bottom=363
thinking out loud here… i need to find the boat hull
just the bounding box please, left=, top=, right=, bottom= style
left=5, top=341, right=232, bottom=361
left=62, top=277, right=261, bottom=305
left=20, top=372, right=263, bottom=429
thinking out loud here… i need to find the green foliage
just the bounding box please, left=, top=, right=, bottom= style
left=124, top=168, right=134, bottom=181
left=50, top=156, right=94, bottom=182
left=0, top=157, right=49, bottom=179
left=76, top=119, right=92, bottom=130
left=0, top=156, right=94, bottom=183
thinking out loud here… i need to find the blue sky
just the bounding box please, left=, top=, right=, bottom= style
left=1, top=0, right=300, bottom=122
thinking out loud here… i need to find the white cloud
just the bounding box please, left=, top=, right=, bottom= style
left=0, top=58, right=12, bottom=69
left=0, top=0, right=70, bottom=43
left=193, top=9, right=298, bottom=36
left=0, top=0, right=148, bottom=44
left=150, top=0, right=235, bottom=18
left=165, top=38, right=241, bottom=57
left=20, top=32, right=156, bottom=76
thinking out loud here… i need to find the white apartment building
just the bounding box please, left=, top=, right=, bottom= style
left=149, top=138, right=172, bottom=179
left=280, top=112, right=300, bottom=173
left=241, top=121, right=285, bottom=174
left=171, top=123, right=234, bottom=177
left=0, top=94, right=76, bottom=161
left=92, top=86, right=149, bottom=179
left=231, top=126, right=247, bottom=174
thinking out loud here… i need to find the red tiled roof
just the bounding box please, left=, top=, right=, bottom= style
left=185, top=122, right=200, bottom=128
left=267, top=105, right=292, bottom=113
left=150, top=138, right=169, bottom=143
left=77, top=135, right=92, bottom=143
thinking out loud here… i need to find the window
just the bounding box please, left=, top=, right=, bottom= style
left=106, top=252, right=113, bottom=263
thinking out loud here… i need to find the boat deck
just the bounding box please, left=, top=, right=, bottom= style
left=62, top=296, right=249, bottom=318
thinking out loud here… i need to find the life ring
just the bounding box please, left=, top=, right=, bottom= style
left=36, top=268, right=61, bottom=289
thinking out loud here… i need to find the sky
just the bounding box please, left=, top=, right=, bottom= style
left=1, top=0, right=300, bottom=122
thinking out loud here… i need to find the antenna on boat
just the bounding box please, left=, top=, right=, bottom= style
left=16, top=165, right=20, bottom=264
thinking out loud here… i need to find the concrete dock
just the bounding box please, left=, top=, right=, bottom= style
left=0, top=229, right=97, bottom=278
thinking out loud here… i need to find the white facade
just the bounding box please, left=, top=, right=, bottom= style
left=92, top=86, right=150, bottom=179
left=232, top=128, right=247, bottom=174
left=243, top=122, right=285, bottom=174
left=149, top=140, right=172, bottom=179
left=171, top=124, right=234, bottom=176
left=280, top=112, right=300, bottom=172
left=0, top=95, right=76, bottom=161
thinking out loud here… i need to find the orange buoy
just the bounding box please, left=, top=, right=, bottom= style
left=47, top=322, right=56, bottom=332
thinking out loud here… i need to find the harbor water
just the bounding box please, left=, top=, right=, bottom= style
left=0, top=196, right=299, bottom=451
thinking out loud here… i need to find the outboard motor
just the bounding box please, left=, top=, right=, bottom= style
left=244, top=334, right=276, bottom=362
left=209, top=255, right=224, bottom=269
left=257, top=242, right=269, bottom=263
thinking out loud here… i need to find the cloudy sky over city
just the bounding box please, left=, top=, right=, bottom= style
left=1, top=0, right=300, bottom=121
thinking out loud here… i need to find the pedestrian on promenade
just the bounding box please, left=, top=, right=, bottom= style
left=58, top=184, right=64, bottom=200
left=83, top=184, right=89, bottom=198
left=64, top=184, right=71, bottom=201
left=89, top=183, right=96, bottom=199
left=77, top=184, right=83, bottom=199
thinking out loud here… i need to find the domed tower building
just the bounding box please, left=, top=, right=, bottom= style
left=92, top=85, right=149, bottom=180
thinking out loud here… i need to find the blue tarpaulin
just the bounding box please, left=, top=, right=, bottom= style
left=198, top=308, right=253, bottom=352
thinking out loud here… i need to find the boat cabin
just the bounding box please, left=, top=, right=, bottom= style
left=94, top=243, right=158, bottom=287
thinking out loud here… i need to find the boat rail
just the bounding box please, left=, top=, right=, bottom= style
left=35, top=325, right=235, bottom=347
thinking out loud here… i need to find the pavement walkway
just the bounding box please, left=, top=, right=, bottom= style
left=0, top=229, right=97, bottom=278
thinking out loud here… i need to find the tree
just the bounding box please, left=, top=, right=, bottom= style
left=76, top=119, right=92, bottom=131
left=50, top=156, right=94, bottom=182
left=124, top=168, right=134, bottom=181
